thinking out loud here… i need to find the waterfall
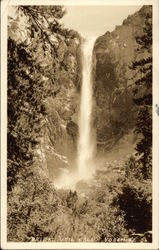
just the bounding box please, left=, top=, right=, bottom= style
left=77, top=37, right=96, bottom=180
left=54, top=37, right=96, bottom=189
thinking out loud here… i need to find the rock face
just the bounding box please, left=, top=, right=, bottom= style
left=93, top=5, right=152, bottom=152
left=35, top=33, right=82, bottom=179
left=35, top=5, right=152, bottom=178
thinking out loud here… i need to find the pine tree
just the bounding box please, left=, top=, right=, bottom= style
left=7, top=6, right=67, bottom=241
left=7, top=5, right=66, bottom=191
left=132, top=10, right=152, bottom=178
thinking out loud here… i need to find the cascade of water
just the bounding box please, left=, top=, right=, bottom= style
left=77, top=37, right=96, bottom=180
left=54, top=37, right=96, bottom=189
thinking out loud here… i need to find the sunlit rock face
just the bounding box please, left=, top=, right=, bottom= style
left=93, top=6, right=152, bottom=152
left=35, top=5, right=152, bottom=181
left=35, top=33, right=82, bottom=180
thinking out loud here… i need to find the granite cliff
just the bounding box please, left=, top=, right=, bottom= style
left=34, top=33, right=82, bottom=180
left=36, top=6, right=152, bottom=178
left=7, top=5, right=152, bottom=242
left=93, top=5, right=152, bottom=153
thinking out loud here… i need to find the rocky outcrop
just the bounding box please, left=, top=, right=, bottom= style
left=34, top=5, right=152, bottom=178
left=93, top=5, right=152, bottom=152
left=35, top=33, right=82, bottom=180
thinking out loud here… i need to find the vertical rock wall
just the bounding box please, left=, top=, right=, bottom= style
left=93, top=6, right=152, bottom=152
left=35, top=34, right=82, bottom=179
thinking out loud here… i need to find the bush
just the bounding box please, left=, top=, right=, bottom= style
left=114, top=156, right=152, bottom=234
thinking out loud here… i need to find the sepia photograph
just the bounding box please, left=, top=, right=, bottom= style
left=1, top=0, right=159, bottom=249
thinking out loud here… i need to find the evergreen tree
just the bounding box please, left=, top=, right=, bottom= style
left=7, top=5, right=82, bottom=242
left=7, top=5, right=66, bottom=191
left=7, top=6, right=67, bottom=241
left=131, top=10, right=152, bottom=178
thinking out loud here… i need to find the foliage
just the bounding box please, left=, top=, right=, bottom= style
left=7, top=172, right=60, bottom=241
left=113, top=9, right=152, bottom=240
left=7, top=5, right=68, bottom=191
left=7, top=38, right=45, bottom=191
left=7, top=4, right=84, bottom=243
left=117, top=180, right=152, bottom=233
left=7, top=5, right=152, bottom=243
left=115, top=157, right=152, bottom=233
left=131, top=11, right=152, bottom=178
left=87, top=183, right=130, bottom=242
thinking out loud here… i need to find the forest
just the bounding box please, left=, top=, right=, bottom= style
left=7, top=5, right=152, bottom=242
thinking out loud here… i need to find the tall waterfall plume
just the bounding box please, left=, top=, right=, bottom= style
left=77, top=37, right=96, bottom=180
left=54, top=37, right=96, bottom=189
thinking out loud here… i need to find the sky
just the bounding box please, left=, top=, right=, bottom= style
left=8, top=5, right=142, bottom=39
left=61, top=6, right=142, bottom=38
